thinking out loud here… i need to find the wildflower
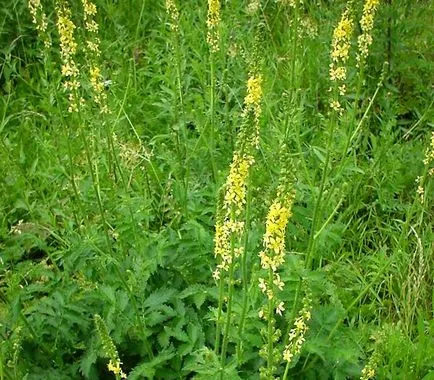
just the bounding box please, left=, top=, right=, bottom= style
left=282, top=291, right=312, bottom=365
left=240, top=73, right=263, bottom=149
left=259, top=191, right=295, bottom=273
left=56, top=1, right=80, bottom=112
left=258, top=154, right=296, bottom=378
left=108, top=360, right=127, bottom=379
left=247, top=0, right=261, bottom=14
left=207, top=0, right=221, bottom=52
left=94, top=315, right=127, bottom=379
left=356, top=0, right=381, bottom=66
left=223, top=153, right=255, bottom=214
left=330, top=99, right=343, bottom=114
left=81, top=0, right=109, bottom=113
left=165, top=0, right=180, bottom=32
left=213, top=154, right=253, bottom=276
left=28, top=0, right=51, bottom=49
left=213, top=69, right=263, bottom=358
left=329, top=4, right=354, bottom=113
left=360, top=366, right=376, bottom=380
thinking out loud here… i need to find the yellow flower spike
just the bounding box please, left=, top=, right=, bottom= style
left=56, top=1, right=81, bottom=113
left=80, top=0, right=109, bottom=113
left=329, top=4, right=354, bottom=113
left=28, top=0, right=51, bottom=48
left=241, top=73, right=263, bottom=149
left=207, top=0, right=221, bottom=53
left=165, top=0, right=180, bottom=32
left=94, top=315, right=128, bottom=379
left=357, top=0, right=381, bottom=66
left=282, top=292, right=312, bottom=365
left=258, top=171, right=296, bottom=378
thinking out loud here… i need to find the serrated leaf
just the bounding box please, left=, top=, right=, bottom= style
left=128, top=350, right=175, bottom=380
left=143, top=287, right=176, bottom=310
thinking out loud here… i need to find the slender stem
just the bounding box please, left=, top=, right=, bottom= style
left=220, top=234, right=236, bottom=377
left=236, top=185, right=252, bottom=363
left=209, top=52, right=218, bottom=182
left=305, top=116, right=336, bottom=269
left=215, top=275, right=224, bottom=355
left=290, top=1, right=300, bottom=91
left=267, top=268, right=275, bottom=376
left=65, top=136, right=82, bottom=226
left=282, top=360, right=291, bottom=380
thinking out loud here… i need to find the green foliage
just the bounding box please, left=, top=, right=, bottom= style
left=1, top=0, right=433, bottom=379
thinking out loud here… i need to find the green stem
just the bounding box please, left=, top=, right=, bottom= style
left=305, top=115, right=336, bottom=269
left=236, top=185, right=252, bottom=363
left=220, top=235, right=236, bottom=377
left=215, top=275, right=224, bottom=355
left=209, top=52, right=218, bottom=182
left=290, top=1, right=300, bottom=91
left=282, top=360, right=291, bottom=380
left=267, top=268, right=275, bottom=377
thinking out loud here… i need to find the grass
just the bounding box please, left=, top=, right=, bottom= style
left=0, top=0, right=433, bottom=379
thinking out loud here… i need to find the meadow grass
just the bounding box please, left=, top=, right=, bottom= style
left=0, top=0, right=433, bottom=379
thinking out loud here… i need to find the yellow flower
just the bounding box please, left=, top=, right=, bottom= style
left=275, top=302, right=285, bottom=316
left=108, top=360, right=127, bottom=379
left=82, top=0, right=97, bottom=18
left=360, top=366, right=376, bottom=380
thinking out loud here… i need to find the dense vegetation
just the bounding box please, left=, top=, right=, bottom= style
left=1, top=0, right=433, bottom=379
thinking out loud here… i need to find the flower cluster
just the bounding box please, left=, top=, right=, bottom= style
left=240, top=73, right=263, bottom=149
left=329, top=6, right=354, bottom=114
left=247, top=0, right=260, bottom=14
left=56, top=1, right=81, bottom=113
left=213, top=153, right=254, bottom=280
left=206, top=0, right=221, bottom=53
left=258, top=170, right=295, bottom=379
left=81, top=0, right=109, bottom=114
left=165, top=0, right=180, bottom=32
left=259, top=190, right=295, bottom=274
left=28, top=0, right=51, bottom=49
left=257, top=185, right=295, bottom=311
left=356, top=0, right=381, bottom=66
left=282, top=291, right=312, bottom=364
left=213, top=64, right=263, bottom=279
left=360, top=366, right=376, bottom=380
left=94, top=315, right=127, bottom=379
left=223, top=153, right=255, bottom=214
